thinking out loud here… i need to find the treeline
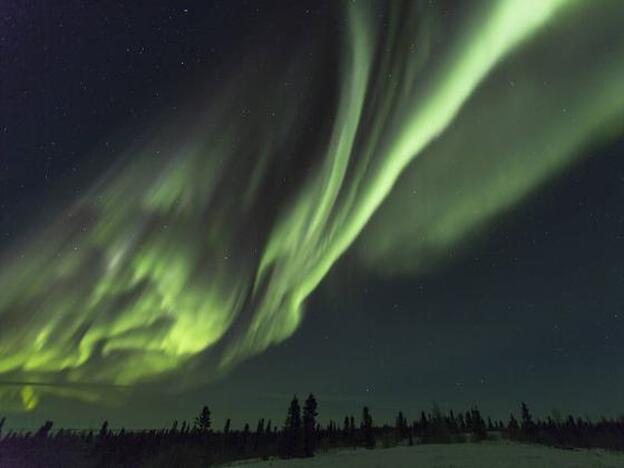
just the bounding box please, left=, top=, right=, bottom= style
left=0, top=399, right=623, bottom=467
left=506, top=402, right=624, bottom=452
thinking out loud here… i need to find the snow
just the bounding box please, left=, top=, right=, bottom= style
left=228, top=441, right=624, bottom=468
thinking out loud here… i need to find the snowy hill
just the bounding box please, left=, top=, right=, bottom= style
left=229, top=441, right=624, bottom=468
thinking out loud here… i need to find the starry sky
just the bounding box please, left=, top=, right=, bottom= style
left=1, top=0, right=623, bottom=429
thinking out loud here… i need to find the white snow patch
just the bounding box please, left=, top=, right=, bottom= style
left=227, top=441, right=624, bottom=468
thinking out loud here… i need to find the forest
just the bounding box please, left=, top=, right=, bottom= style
left=0, top=398, right=623, bottom=467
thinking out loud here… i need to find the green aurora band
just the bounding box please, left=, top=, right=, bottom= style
left=1, top=0, right=623, bottom=411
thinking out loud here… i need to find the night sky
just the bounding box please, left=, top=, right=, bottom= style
left=1, top=1, right=623, bottom=430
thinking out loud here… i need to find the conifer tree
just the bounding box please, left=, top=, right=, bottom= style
left=169, top=420, right=178, bottom=435
left=343, top=416, right=350, bottom=441
left=35, top=420, right=53, bottom=439
left=98, top=421, right=109, bottom=440
left=521, top=402, right=534, bottom=434
left=448, top=410, right=458, bottom=433
left=508, top=413, right=519, bottom=432
left=254, top=418, right=264, bottom=452
left=420, top=411, right=429, bottom=435
left=464, top=411, right=473, bottom=433
left=241, top=423, right=250, bottom=452
left=362, top=406, right=374, bottom=449
left=457, top=413, right=466, bottom=432
left=470, top=407, right=487, bottom=441
left=194, top=405, right=212, bottom=433
left=303, top=394, right=318, bottom=457
left=281, top=395, right=303, bottom=457
left=395, top=411, right=407, bottom=439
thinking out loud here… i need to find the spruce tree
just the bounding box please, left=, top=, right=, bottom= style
left=457, top=413, right=466, bottom=433
left=508, top=414, right=519, bottom=432
left=464, top=411, right=473, bottom=433
left=169, top=420, right=178, bottom=435
left=98, top=421, right=109, bottom=440
left=343, top=416, right=350, bottom=441
left=521, top=402, right=534, bottom=434
left=303, top=394, right=318, bottom=457
left=470, top=407, right=487, bottom=441
left=395, top=411, right=407, bottom=440
left=241, top=423, right=250, bottom=452
left=254, top=418, right=264, bottom=452
left=281, top=395, right=303, bottom=457
left=265, top=419, right=272, bottom=440
left=194, top=405, right=212, bottom=433
left=419, top=411, right=428, bottom=436
left=35, top=420, right=53, bottom=439
left=362, top=406, right=374, bottom=449
left=448, top=410, right=458, bottom=433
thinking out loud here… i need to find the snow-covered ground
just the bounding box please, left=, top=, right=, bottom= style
left=229, top=442, right=624, bottom=468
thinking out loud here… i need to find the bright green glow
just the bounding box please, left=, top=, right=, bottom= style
left=20, top=386, right=38, bottom=411
left=1, top=0, right=623, bottom=410
left=356, top=0, right=624, bottom=274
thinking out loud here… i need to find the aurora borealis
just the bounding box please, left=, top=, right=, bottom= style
left=1, top=0, right=624, bottom=425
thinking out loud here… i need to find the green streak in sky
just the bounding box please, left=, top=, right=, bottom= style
left=1, top=0, right=623, bottom=410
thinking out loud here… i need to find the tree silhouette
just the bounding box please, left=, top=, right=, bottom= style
left=254, top=418, right=264, bottom=452
left=280, top=395, right=303, bottom=458
left=395, top=411, right=407, bottom=440
left=241, top=423, right=250, bottom=452
left=98, top=420, right=109, bottom=440
left=465, top=410, right=473, bottom=433
left=194, top=405, right=212, bottom=433
left=303, top=394, right=318, bottom=457
left=342, top=416, right=350, bottom=441
left=470, top=407, right=487, bottom=441
left=169, top=419, right=178, bottom=435
left=420, top=410, right=429, bottom=435
left=0, top=396, right=620, bottom=466
left=223, top=418, right=231, bottom=435
left=35, top=420, right=53, bottom=439
left=521, top=402, right=535, bottom=434
left=361, top=406, right=374, bottom=449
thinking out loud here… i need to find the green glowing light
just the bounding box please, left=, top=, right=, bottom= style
left=0, top=0, right=622, bottom=411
